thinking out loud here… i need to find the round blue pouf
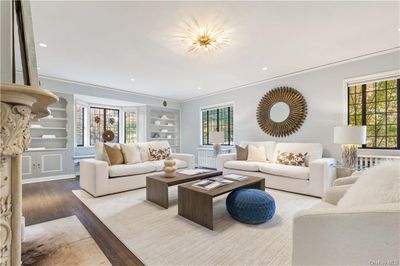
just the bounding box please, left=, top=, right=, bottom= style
left=226, top=189, right=275, bottom=224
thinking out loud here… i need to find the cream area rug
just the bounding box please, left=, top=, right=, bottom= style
left=22, top=215, right=110, bottom=266
left=73, top=187, right=319, bottom=265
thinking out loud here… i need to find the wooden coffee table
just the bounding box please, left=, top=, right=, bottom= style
left=178, top=176, right=265, bottom=230
left=146, top=170, right=222, bottom=208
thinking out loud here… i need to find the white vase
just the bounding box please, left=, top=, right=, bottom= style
left=163, top=156, right=176, bottom=178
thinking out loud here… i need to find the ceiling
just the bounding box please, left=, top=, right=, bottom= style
left=28, top=1, right=399, bottom=101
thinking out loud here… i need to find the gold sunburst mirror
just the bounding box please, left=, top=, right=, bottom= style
left=256, top=87, right=307, bottom=137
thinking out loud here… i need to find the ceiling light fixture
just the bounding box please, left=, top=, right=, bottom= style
left=37, top=66, right=40, bottom=70
left=262, top=66, right=268, bottom=71
left=198, top=87, right=202, bottom=90
left=38, top=43, right=47, bottom=48
left=130, top=78, right=135, bottom=82
left=177, top=18, right=230, bottom=53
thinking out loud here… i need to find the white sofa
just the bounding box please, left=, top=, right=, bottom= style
left=292, top=168, right=400, bottom=265
left=217, top=141, right=336, bottom=197
left=80, top=142, right=195, bottom=197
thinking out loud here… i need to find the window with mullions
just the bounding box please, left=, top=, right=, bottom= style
left=124, top=112, right=137, bottom=143
left=90, top=107, right=119, bottom=145
left=348, top=78, right=399, bottom=149
left=201, top=105, right=234, bottom=145
left=75, top=106, right=84, bottom=146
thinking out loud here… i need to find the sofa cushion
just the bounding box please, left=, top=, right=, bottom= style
left=247, top=145, right=267, bottom=162
left=95, top=142, right=120, bottom=161
left=272, top=143, right=323, bottom=166
left=137, top=143, right=150, bottom=162
left=103, top=144, right=124, bottom=165
left=338, top=161, right=400, bottom=207
left=151, top=159, right=188, bottom=171
left=235, top=145, right=248, bottom=160
left=239, top=141, right=275, bottom=161
left=276, top=151, right=308, bottom=166
left=120, top=143, right=141, bottom=164
left=148, top=141, right=171, bottom=161
left=259, top=163, right=310, bottom=180
left=109, top=161, right=156, bottom=178
left=224, top=160, right=263, bottom=172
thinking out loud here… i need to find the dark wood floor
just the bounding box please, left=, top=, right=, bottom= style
left=22, top=177, right=144, bottom=266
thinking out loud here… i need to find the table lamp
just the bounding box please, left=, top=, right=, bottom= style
left=334, top=126, right=366, bottom=168
left=209, top=131, right=224, bottom=155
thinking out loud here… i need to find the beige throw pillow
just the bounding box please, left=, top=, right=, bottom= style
left=103, top=144, right=124, bottom=165
left=247, top=145, right=267, bottom=162
left=120, top=144, right=141, bottom=164
left=235, top=145, right=248, bottom=160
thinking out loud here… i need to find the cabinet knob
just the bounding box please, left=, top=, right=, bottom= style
left=37, top=163, right=41, bottom=169
left=32, top=163, right=36, bottom=169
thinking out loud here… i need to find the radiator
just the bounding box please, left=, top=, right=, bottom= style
left=197, top=148, right=232, bottom=169
left=357, top=155, right=400, bottom=169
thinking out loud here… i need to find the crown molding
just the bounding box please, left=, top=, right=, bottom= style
left=182, top=47, right=400, bottom=103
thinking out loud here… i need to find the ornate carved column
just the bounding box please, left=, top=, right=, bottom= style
left=0, top=83, right=57, bottom=266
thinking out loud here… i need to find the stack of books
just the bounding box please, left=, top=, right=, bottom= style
left=223, top=174, right=248, bottom=181
left=192, top=179, right=233, bottom=190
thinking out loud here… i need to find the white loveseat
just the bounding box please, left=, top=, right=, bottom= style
left=217, top=141, right=336, bottom=197
left=80, top=142, right=195, bottom=197
left=292, top=165, right=400, bottom=265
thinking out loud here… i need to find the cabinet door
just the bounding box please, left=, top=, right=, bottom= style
left=22, top=154, right=36, bottom=179
left=37, top=151, right=66, bottom=177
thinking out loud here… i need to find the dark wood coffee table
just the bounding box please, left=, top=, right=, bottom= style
left=146, top=170, right=222, bottom=208
left=178, top=176, right=265, bottom=230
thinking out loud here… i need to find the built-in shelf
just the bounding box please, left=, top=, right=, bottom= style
left=151, top=124, right=175, bottom=127
left=27, top=148, right=68, bottom=152
left=150, top=137, right=177, bottom=140
left=150, top=117, right=175, bottom=121
left=40, top=117, right=67, bottom=121
left=30, top=127, right=67, bottom=130
left=49, top=107, right=67, bottom=111
left=31, top=137, right=68, bottom=140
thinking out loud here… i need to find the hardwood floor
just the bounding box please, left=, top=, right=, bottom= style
left=22, top=177, right=144, bottom=266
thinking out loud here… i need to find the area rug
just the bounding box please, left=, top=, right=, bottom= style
left=22, top=215, right=110, bottom=266
left=73, top=187, right=319, bottom=265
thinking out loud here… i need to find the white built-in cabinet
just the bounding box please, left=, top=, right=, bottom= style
left=22, top=92, right=74, bottom=180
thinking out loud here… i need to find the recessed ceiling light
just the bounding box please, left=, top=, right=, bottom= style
left=398, top=28, right=400, bottom=31
left=37, top=66, right=40, bottom=70
left=130, top=78, right=135, bottom=82
left=262, top=66, right=268, bottom=71
left=38, top=43, right=47, bottom=48
left=198, top=87, right=202, bottom=90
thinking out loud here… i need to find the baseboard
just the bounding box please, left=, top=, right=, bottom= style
left=22, top=174, right=76, bottom=184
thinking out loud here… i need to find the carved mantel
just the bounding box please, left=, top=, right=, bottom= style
left=0, top=83, right=57, bottom=266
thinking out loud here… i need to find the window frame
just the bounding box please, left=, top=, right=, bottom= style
left=200, top=102, right=234, bottom=146
left=124, top=110, right=138, bottom=144
left=75, top=105, right=85, bottom=147
left=89, top=106, right=120, bottom=146
left=346, top=75, right=400, bottom=150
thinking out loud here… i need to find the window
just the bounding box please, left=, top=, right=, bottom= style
left=201, top=105, right=234, bottom=145
left=75, top=106, right=84, bottom=146
left=124, top=111, right=137, bottom=143
left=90, top=107, right=119, bottom=145
left=348, top=78, right=399, bottom=149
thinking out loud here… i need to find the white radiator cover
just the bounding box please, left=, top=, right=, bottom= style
left=357, top=155, right=400, bottom=169
left=197, top=147, right=232, bottom=169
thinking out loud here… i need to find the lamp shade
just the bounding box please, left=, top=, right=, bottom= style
left=334, top=126, right=366, bottom=145
left=209, top=131, right=224, bottom=144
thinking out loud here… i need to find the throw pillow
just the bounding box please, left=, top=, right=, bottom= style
left=276, top=151, right=308, bottom=166
left=338, top=161, right=400, bottom=207
left=103, top=144, right=124, bottom=165
left=148, top=141, right=171, bottom=161
left=120, top=143, right=141, bottom=164
left=236, top=145, right=248, bottom=160
left=247, top=145, right=267, bottom=162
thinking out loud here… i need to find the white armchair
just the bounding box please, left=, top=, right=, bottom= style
left=293, top=179, right=400, bottom=265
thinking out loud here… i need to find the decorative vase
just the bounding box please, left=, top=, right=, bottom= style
left=163, top=156, right=176, bottom=178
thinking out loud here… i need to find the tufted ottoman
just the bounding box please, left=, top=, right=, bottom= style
left=226, top=188, right=275, bottom=224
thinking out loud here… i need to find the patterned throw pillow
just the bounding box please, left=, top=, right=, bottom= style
left=149, top=147, right=171, bottom=161
left=276, top=151, right=308, bottom=166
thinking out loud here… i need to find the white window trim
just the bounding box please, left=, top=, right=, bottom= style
left=342, top=70, right=400, bottom=155
left=199, top=101, right=235, bottom=147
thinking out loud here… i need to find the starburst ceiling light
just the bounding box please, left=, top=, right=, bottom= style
left=177, top=18, right=230, bottom=53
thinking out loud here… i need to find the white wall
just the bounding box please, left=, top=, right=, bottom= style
left=181, top=51, right=400, bottom=160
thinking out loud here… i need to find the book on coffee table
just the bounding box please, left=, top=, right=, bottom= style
left=179, top=169, right=211, bottom=176
left=224, top=173, right=248, bottom=181
left=192, top=179, right=233, bottom=190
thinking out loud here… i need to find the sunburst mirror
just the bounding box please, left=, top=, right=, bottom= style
left=256, top=87, right=307, bottom=137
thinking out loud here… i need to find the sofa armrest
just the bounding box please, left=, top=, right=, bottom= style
left=216, top=153, right=237, bottom=171
left=308, top=158, right=336, bottom=197
left=293, top=203, right=400, bottom=265
left=333, top=175, right=360, bottom=186
left=80, top=159, right=110, bottom=197
left=322, top=185, right=351, bottom=205
left=171, top=153, right=195, bottom=169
